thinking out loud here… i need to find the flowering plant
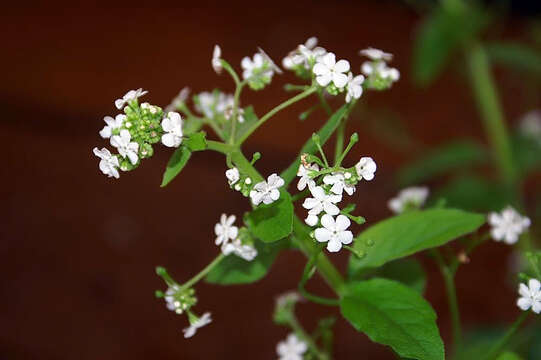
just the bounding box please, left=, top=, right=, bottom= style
left=93, top=35, right=539, bottom=360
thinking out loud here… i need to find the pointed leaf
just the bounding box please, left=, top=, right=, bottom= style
left=160, top=146, right=191, bottom=187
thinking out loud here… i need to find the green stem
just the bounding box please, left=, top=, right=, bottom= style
left=236, top=87, right=317, bottom=145
left=289, top=314, right=329, bottom=360
left=483, top=312, right=529, bottom=360
left=432, top=249, right=462, bottom=350
left=179, top=254, right=225, bottom=292
left=206, top=140, right=235, bottom=155
left=467, top=43, right=516, bottom=186
left=230, top=81, right=245, bottom=144
left=334, top=121, right=346, bottom=165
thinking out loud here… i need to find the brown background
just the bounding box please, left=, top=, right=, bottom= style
left=2, top=1, right=540, bottom=359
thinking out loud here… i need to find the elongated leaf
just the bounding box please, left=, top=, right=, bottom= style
left=160, top=146, right=191, bottom=187
left=398, top=140, right=486, bottom=186
left=340, top=278, right=444, bottom=360
left=349, top=209, right=485, bottom=276
left=486, top=42, right=541, bottom=76
left=371, top=258, right=426, bottom=294
left=206, top=239, right=285, bottom=285
left=281, top=105, right=348, bottom=185
left=245, top=191, right=294, bottom=243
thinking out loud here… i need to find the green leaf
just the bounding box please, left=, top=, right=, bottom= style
left=496, top=352, right=523, bottom=360
left=512, top=133, right=541, bottom=176
left=184, top=131, right=207, bottom=151
left=486, top=42, right=541, bottom=77
left=398, top=140, right=486, bottom=186
left=160, top=146, right=192, bottom=187
left=245, top=191, right=294, bottom=243
left=348, top=208, right=485, bottom=276
left=412, top=6, right=488, bottom=85
left=430, top=175, right=512, bottom=212
left=370, top=258, right=426, bottom=294
left=281, top=105, right=348, bottom=185
left=340, top=278, right=444, bottom=360
left=205, top=239, right=285, bottom=285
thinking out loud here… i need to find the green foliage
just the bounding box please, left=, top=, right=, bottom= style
left=430, top=175, right=512, bottom=212
left=160, top=146, right=192, bottom=187
left=512, top=134, right=541, bottom=176
left=340, top=278, right=444, bottom=360
left=496, top=352, right=523, bottom=360
left=412, top=5, right=488, bottom=85
left=364, top=258, right=427, bottom=294
left=184, top=131, right=207, bottom=151
left=281, top=105, right=348, bottom=185
left=486, top=42, right=541, bottom=77
left=397, top=140, right=486, bottom=186
left=348, top=209, right=485, bottom=277
left=245, top=191, right=294, bottom=243
left=222, top=106, right=259, bottom=140
left=206, top=238, right=286, bottom=285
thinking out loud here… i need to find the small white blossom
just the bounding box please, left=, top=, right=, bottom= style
left=258, top=47, right=282, bottom=74
left=488, top=206, right=531, bottom=245
left=303, top=185, right=341, bottom=216
left=276, top=333, right=308, bottom=360
left=224, top=106, right=245, bottom=123
left=110, top=129, right=139, bottom=165
left=165, top=87, right=190, bottom=113
left=164, top=285, right=183, bottom=314
left=221, top=239, right=257, bottom=261
left=314, top=214, right=353, bottom=252
left=183, top=312, right=212, bottom=339
left=283, top=37, right=320, bottom=69
left=114, top=88, right=148, bottom=110
left=276, top=291, right=301, bottom=308
left=519, top=110, right=541, bottom=143
left=195, top=92, right=215, bottom=118
left=214, top=214, right=238, bottom=246
left=225, top=167, right=240, bottom=185
left=212, top=45, right=222, bottom=74
left=195, top=92, right=238, bottom=120
left=517, top=278, right=541, bottom=314
left=359, top=47, right=393, bottom=61
left=250, top=173, right=284, bottom=205
left=93, top=147, right=120, bottom=179
left=296, top=163, right=319, bottom=191
left=362, top=61, right=400, bottom=81
left=99, top=114, right=126, bottom=139
left=345, top=73, right=364, bottom=103
left=388, top=186, right=429, bottom=214
left=323, top=173, right=356, bottom=196
left=313, top=52, right=350, bottom=88
left=161, top=112, right=183, bottom=148
left=355, top=157, right=377, bottom=180
left=241, top=53, right=274, bottom=80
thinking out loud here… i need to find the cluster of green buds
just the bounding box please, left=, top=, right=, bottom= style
left=225, top=166, right=253, bottom=196
left=155, top=267, right=197, bottom=315
left=273, top=291, right=301, bottom=325
left=359, top=48, right=400, bottom=91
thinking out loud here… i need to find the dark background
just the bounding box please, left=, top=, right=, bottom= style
left=2, top=1, right=540, bottom=359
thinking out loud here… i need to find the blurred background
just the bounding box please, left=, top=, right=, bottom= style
left=2, top=1, right=540, bottom=359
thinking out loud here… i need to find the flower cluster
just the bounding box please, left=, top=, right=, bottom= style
left=225, top=167, right=253, bottom=195
left=195, top=90, right=244, bottom=123
left=241, top=48, right=281, bottom=90
left=359, top=47, right=400, bottom=90
left=298, top=155, right=377, bottom=252
left=214, top=214, right=257, bottom=261
left=388, top=186, right=429, bottom=214
left=517, top=278, right=541, bottom=314
left=164, top=285, right=197, bottom=315
left=93, top=89, right=186, bottom=178
left=276, top=333, right=308, bottom=360
left=282, top=36, right=327, bottom=79
left=488, top=206, right=531, bottom=245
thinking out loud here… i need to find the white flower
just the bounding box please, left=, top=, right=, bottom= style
left=517, top=278, right=541, bottom=314
left=312, top=52, right=350, bottom=88
left=195, top=92, right=215, bottom=118
left=183, top=312, right=212, bottom=338
left=323, top=173, right=355, bottom=196
left=241, top=53, right=274, bottom=80
left=258, top=47, right=282, bottom=74
left=303, top=185, right=341, bottom=216
left=110, top=129, right=139, bottom=165
left=93, top=147, right=120, bottom=179
left=214, top=214, right=238, bottom=246
left=225, top=167, right=240, bottom=185
left=165, top=87, right=190, bottom=113
left=519, top=110, right=541, bottom=142
left=250, top=173, right=284, bottom=205
left=345, top=73, right=364, bottom=103
left=161, top=112, right=183, bottom=148
left=355, top=157, right=377, bottom=180
left=276, top=333, right=308, bottom=360
left=362, top=61, right=400, bottom=81
left=314, top=214, right=353, bottom=252
left=212, top=44, right=222, bottom=74
left=99, top=114, right=126, bottom=139
left=221, top=239, right=257, bottom=261
left=388, top=186, right=429, bottom=214
left=296, top=163, right=319, bottom=191
left=114, top=88, right=148, bottom=110
left=488, top=206, right=531, bottom=245
left=359, top=47, right=393, bottom=61
left=276, top=291, right=301, bottom=308
left=283, top=37, right=326, bottom=70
